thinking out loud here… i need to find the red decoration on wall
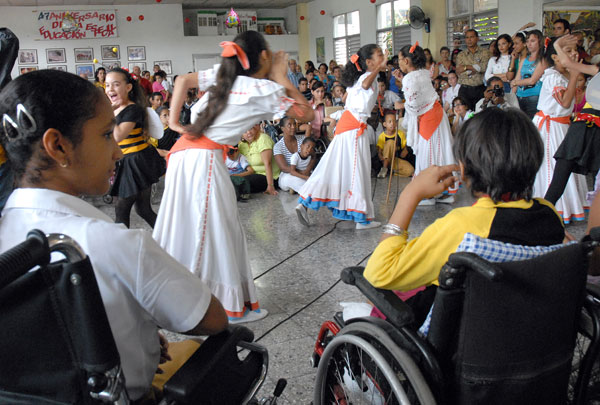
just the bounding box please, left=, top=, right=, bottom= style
left=138, top=15, right=144, bottom=21
left=320, top=10, right=325, bottom=15
left=252, top=16, right=256, bottom=21
left=156, top=0, right=162, bottom=2
left=126, top=16, right=132, bottom=21
left=300, top=16, right=305, bottom=20
left=184, top=17, right=190, bottom=23
left=370, top=0, right=376, bottom=3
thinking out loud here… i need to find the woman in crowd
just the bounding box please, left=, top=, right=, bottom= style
left=485, top=33, right=513, bottom=92
left=274, top=116, right=308, bottom=193
left=511, top=30, right=546, bottom=119
left=506, top=32, right=527, bottom=82
left=316, top=63, right=334, bottom=89
left=94, top=67, right=106, bottom=89
left=299, top=81, right=335, bottom=142
left=238, top=124, right=280, bottom=195
left=424, top=48, right=438, bottom=79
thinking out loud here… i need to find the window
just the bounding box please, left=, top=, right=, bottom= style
left=447, top=0, right=498, bottom=48
left=376, top=1, right=411, bottom=56
left=333, top=11, right=360, bottom=65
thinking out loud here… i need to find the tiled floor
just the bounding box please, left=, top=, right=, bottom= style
left=90, top=174, right=588, bottom=404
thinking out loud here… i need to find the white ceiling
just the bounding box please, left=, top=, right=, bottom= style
left=0, top=0, right=310, bottom=8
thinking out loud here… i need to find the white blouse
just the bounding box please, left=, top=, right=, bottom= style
left=344, top=71, right=378, bottom=122
left=484, top=54, right=511, bottom=83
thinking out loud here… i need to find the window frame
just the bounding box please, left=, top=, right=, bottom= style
left=447, top=0, right=498, bottom=48
left=375, top=1, right=411, bottom=56
left=333, top=10, right=361, bottom=66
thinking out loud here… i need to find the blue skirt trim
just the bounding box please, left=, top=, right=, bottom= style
left=298, top=195, right=370, bottom=224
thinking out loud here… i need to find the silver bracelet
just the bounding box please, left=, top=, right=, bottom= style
left=382, top=223, right=409, bottom=238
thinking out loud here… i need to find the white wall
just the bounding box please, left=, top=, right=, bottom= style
left=1, top=4, right=299, bottom=78
left=498, top=0, right=545, bottom=37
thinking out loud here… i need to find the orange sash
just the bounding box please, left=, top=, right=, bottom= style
left=418, top=101, right=443, bottom=141
left=333, top=110, right=367, bottom=138
left=535, top=111, right=571, bottom=133
left=166, top=134, right=230, bottom=166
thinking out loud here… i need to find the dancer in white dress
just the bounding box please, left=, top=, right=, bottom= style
left=153, top=31, right=313, bottom=322
left=396, top=43, right=456, bottom=205
left=295, top=44, right=387, bottom=229
left=532, top=38, right=587, bottom=224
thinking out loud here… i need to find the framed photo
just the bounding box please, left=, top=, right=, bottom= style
left=102, top=61, right=121, bottom=70
left=46, top=48, right=66, bottom=64
left=127, top=46, right=145, bottom=61
left=74, top=48, right=94, bottom=63
left=101, top=45, right=120, bottom=60
left=128, top=62, right=146, bottom=72
left=19, top=66, right=38, bottom=75
left=154, top=60, right=172, bottom=75
left=76, top=64, right=94, bottom=79
left=18, top=49, right=37, bottom=65
left=48, top=65, right=67, bottom=72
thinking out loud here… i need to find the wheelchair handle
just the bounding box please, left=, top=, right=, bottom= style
left=444, top=252, right=503, bottom=284
left=0, top=230, right=88, bottom=289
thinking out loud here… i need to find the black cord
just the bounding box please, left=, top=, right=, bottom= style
left=254, top=251, right=372, bottom=343
left=253, top=220, right=343, bottom=281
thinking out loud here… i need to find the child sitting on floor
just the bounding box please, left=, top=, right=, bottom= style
left=150, top=92, right=164, bottom=110
left=376, top=111, right=415, bottom=178
left=364, top=108, right=566, bottom=325
left=289, top=137, right=317, bottom=184
left=226, top=147, right=253, bottom=201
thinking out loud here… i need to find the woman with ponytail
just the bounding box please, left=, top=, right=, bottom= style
left=295, top=44, right=387, bottom=229
left=105, top=67, right=165, bottom=227
left=396, top=43, right=457, bottom=206
left=153, top=31, right=313, bottom=323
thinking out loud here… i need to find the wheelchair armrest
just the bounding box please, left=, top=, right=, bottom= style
left=586, top=282, right=600, bottom=301
left=163, top=325, right=256, bottom=402
left=341, top=267, right=415, bottom=328
left=443, top=252, right=503, bottom=286
left=0, top=229, right=49, bottom=288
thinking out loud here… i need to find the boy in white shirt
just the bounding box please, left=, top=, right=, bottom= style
left=377, top=78, right=401, bottom=113
left=225, top=147, right=254, bottom=201
left=290, top=137, right=317, bottom=182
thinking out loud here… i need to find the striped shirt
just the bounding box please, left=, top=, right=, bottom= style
left=273, top=135, right=305, bottom=164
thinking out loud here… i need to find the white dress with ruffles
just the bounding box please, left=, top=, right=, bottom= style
left=402, top=69, right=456, bottom=186
left=153, top=65, right=292, bottom=318
left=298, top=72, right=377, bottom=223
left=532, top=67, right=588, bottom=224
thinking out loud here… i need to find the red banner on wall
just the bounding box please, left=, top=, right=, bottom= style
left=37, top=10, right=118, bottom=40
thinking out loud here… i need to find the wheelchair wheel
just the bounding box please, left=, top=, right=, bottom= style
left=570, top=303, right=600, bottom=404
left=313, top=321, right=435, bottom=405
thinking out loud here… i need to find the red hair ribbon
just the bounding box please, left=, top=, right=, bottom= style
left=220, top=41, right=250, bottom=70
left=350, top=54, right=362, bottom=72
left=409, top=41, right=419, bottom=54
left=544, top=36, right=551, bottom=49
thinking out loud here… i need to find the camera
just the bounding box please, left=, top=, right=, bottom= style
left=492, top=84, right=504, bottom=98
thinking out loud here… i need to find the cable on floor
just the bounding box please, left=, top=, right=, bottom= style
left=254, top=251, right=372, bottom=343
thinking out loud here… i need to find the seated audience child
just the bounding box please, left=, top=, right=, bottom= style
left=150, top=91, right=164, bottom=110
left=289, top=137, right=317, bottom=185
left=376, top=111, right=415, bottom=178
left=376, top=78, right=401, bottom=115
left=363, top=108, right=566, bottom=324
left=332, top=84, right=346, bottom=107
left=451, top=96, right=474, bottom=135
left=179, top=89, right=197, bottom=126
left=152, top=71, right=169, bottom=102
left=299, top=77, right=312, bottom=101
left=0, top=70, right=228, bottom=401
left=226, top=147, right=253, bottom=201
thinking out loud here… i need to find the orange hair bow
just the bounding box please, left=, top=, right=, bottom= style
left=350, top=54, right=362, bottom=72
left=409, top=41, right=419, bottom=54
left=544, top=36, right=551, bottom=49
left=220, top=41, right=250, bottom=70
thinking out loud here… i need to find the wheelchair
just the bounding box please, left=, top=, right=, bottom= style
left=311, top=232, right=600, bottom=404
left=0, top=230, right=285, bottom=404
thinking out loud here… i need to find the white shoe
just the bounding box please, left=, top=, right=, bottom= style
left=228, top=309, right=269, bottom=324
left=295, top=203, right=310, bottom=226
left=356, top=221, right=381, bottom=230
left=418, top=198, right=436, bottom=206
left=377, top=167, right=388, bottom=178
left=436, top=195, right=455, bottom=204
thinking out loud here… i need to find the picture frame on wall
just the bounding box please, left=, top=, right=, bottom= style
left=19, top=66, right=38, bottom=75
left=46, top=48, right=66, bottom=64
left=102, top=61, right=121, bottom=70
left=127, top=46, right=146, bottom=61
left=18, top=49, right=37, bottom=65
left=48, top=65, right=67, bottom=72
left=101, top=45, right=120, bottom=60
left=76, top=64, right=94, bottom=79
left=74, top=48, right=94, bottom=63
left=154, top=60, right=172, bottom=75
left=128, top=62, right=146, bottom=72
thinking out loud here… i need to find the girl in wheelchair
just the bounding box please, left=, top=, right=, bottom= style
left=363, top=107, right=567, bottom=325
left=0, top=70, right=228, bottom=402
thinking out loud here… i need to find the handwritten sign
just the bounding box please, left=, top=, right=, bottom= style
left=37, top=10, right=118, bottom=40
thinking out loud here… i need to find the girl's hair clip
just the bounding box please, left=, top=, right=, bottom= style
left=2, top=104, right=37, bottom=139
left=350, top=54, right=362, bottom=72
left=409, top=41, right=419, bottom=54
